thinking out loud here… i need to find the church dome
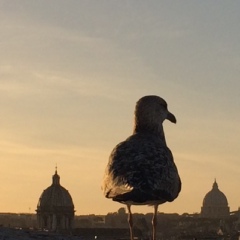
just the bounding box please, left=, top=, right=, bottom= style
left=37, top=170, right=74, bottom=210
left=201, top=180, right=229, bottom=218
left=203, top=180, right=228, bottom=207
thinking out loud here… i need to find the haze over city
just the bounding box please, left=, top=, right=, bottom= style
left=0, top=1, right=239, bottom=216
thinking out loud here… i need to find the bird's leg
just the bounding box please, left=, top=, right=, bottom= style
left=127, top=204, right=134, bottom=240
left=152, top=204, right=158, bottom=240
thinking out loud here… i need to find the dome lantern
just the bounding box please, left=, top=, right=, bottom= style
left=212, top=179, right=218, bottom=189
left=52, top=168, right=60, bottom=185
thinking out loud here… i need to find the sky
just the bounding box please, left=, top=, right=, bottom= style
left=0, top=1, right=240, bottom=215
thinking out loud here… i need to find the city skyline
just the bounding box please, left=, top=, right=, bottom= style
left=0, top=169, right=234, bottom=216
left=0, top=1, right=240, bottom=215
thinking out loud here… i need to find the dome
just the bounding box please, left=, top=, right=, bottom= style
left=201, top=180, right=229, bottom=218
left=203, top=180, right=228, bottom=207
left=37, top=170, right=74, bottom=210
left=36, top=169, right=75, bottom=231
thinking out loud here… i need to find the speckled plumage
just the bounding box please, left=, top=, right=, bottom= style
left=104, top=132, right=180, bottom=204
left=102, top=95, right=181, bottom=240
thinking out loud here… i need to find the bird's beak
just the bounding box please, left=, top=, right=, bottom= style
left=167, top=111, right=177, bottom=124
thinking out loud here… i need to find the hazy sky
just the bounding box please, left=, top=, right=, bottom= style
left=0, top=1, right=240, bottom=215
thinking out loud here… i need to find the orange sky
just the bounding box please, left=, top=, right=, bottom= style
left=0, top=1, right=240, bottom=215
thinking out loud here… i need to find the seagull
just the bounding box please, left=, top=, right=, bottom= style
left=102, top=95, right=181, bottom=240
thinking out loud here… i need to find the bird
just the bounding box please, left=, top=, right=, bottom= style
left=102, top=95, right=181, bottom=240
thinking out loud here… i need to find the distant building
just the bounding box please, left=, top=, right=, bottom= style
left=201, top=179, right=230, bottom=218
left=36, top=169, right=75, bottom=232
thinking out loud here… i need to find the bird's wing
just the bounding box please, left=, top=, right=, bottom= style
left=102, top=133, right=181, bottom=201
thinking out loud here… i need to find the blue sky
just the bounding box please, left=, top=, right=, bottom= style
left=0, top=1, right=239, bottom=215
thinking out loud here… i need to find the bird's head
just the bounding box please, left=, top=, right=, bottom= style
left=134, top=95, right=176, bottom=133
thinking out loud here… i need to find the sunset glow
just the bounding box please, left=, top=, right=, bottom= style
left=0, top=1, right=239, bottom=215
